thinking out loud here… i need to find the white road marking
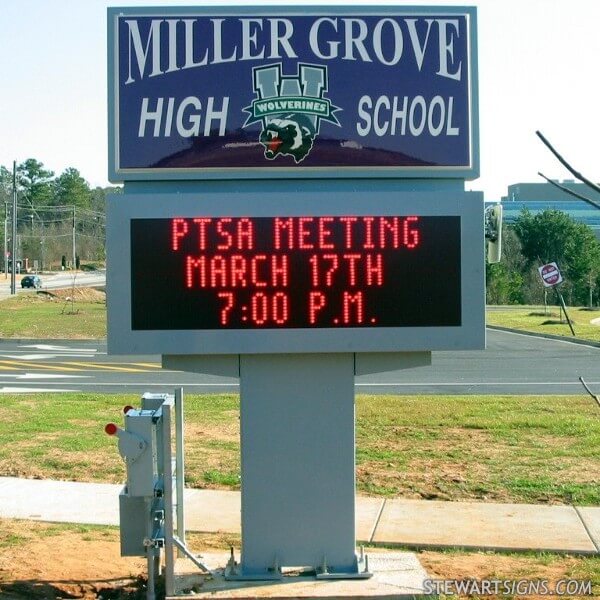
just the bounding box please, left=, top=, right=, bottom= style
left=19, top=344, right=98, bottom=353
left=0, top=387, right=76, bottom=393
left=1, top=373, right=90, bottom=380
left=0, top=353, right=96, bottom=360
left=1, top=350, right=107, bottom=357
left=354, top=381, right=597, bottom=386
left=1, top=354, right=62, bottom=360
left=0, top=380, right=237, bottom=387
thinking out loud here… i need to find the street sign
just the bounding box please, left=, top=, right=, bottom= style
left=107, top=189, right=485, bottom=355
left=538, top=262, right=563, bottom=287
left=107, top=6, right=478, bottom=182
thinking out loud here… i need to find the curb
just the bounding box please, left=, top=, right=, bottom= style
left=486, top=325, right=600, bottom=349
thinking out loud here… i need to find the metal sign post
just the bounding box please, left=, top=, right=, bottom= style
left=538, top=262, right=575, bottom=336
left=235, top=353, right=360, bottom=578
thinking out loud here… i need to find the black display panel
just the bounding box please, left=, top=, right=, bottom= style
left=130, top=216, right=461, bottom=330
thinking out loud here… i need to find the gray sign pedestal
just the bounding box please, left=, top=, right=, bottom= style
left=237, top=353, right=358, bottom=578
left=163, top=351, right=432, bottom=581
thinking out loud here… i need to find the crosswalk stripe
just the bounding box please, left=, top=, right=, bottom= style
left=0, top=364, right=22, bottom=371
left=0, top=360, right=81, bottom=372
left=0, top=360, right=161, bottom=373
left=60, top=361, right=152, bottom=373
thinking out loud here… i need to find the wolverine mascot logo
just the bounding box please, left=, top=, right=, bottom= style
left=260, top=116, right=314, bottom=163
left=244, top=63, right=340, bottom=163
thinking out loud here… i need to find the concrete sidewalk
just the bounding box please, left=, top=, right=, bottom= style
left=1, top=477, right=599, bottom=555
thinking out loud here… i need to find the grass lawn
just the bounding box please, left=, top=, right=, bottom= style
left=487, top=305, right=600, bottom=342
left=1, top=392, right=598, bottom=505
left=0, top=291, right=106, bottom=338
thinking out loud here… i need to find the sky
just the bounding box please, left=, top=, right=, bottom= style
left=1, top=0, right=599, bottom=201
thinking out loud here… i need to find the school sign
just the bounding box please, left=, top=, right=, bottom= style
left=108, top=6, right=478, bottom=180
left=107, top=6, right=484, bottom=585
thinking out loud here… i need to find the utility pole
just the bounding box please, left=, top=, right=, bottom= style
left=72, top=206, right=76, bottom=270
left=10, top=161, right=17, bottom=295
left=3, top=202, right=7, bottom=279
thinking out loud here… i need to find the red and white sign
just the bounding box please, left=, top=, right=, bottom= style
left=538, top=262, right=563, bottom=287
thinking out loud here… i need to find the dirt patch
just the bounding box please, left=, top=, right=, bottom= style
left=185, top=420, right=239, bottom=444
left=39, top=288, right=106, bottom=303
left=421, top=550, right=573, bottom=580
left=418, top=550, right=598, bottom=599
left=357, top=428, right=508, bottom=501
left=0, top=459, right=48, bottom=481
left=357, top=425, right=599, bottom=504
left=1, top=520, right=597, bottom=599
left=0, top=520, right=145, bottom=599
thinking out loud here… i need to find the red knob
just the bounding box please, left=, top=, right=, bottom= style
left=105, top=423, right=118, bottom=436
left=123, top=405, right=134, bottom=414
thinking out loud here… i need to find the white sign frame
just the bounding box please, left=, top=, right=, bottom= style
left=107, top=189, right=484, bottom=355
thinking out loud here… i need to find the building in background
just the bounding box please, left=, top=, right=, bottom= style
left=501, top=181, right=600, bottom=238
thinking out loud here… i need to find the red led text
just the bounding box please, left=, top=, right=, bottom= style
left=172, top=216, right=420, bottom=252
left=186, top=254, right=288, bottom=289
left=169, top=215, right=423, bottom=328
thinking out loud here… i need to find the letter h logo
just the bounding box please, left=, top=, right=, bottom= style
left=243, top=63, right=340, bottom=163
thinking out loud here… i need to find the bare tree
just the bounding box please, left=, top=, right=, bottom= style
left=536, top=130, right=600, bottom=208
left=538, top=131, right=600, bottom=407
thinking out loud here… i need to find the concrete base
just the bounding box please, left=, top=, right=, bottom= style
left=167, top=551, right=429, bottom=599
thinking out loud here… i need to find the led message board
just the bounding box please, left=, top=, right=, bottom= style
left=107, top=190, right=485, bottom=355
left=107, top=6, right=478, bottom=181
left=131, top=216, right=460, bottom=330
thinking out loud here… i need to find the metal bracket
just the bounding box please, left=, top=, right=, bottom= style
left=223, top=547, right=372, bottom=581
left=315, top=547, right=372, bottom=580
left=143, top=536, right=164, bottom=549
left=172, top=536, right=210, bottom=573
left=224, top=547, right=282, bottom=581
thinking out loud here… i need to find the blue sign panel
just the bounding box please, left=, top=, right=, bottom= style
left=108, top=6, right=478, bottom=181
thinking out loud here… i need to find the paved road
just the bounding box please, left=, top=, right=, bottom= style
left=0, top=270, right=106, bottom=300
left=42, top=271, right=106, bottom=290
left=360, top=328, right=600, bottom=395
left=0, top=329, right=598, bottom=395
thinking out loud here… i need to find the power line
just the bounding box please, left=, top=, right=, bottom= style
left=14, top=204, right=106, bottom=219
left=71, top=232, right=106, bottom=240
left=16, top=215, right=105, bottom=225
left=19, top=232, right=73, bottom=239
